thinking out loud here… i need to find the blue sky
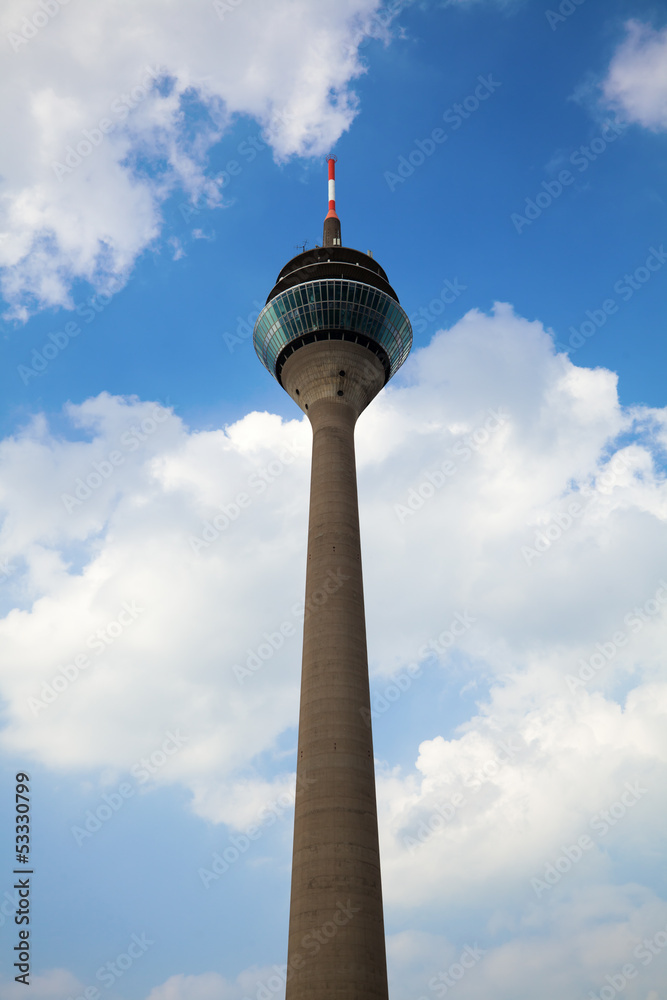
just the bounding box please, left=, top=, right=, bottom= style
left=1, top=2, right=666, bottom=999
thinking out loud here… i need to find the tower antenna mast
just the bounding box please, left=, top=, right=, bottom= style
left=323, top=154, right=341, bottom=247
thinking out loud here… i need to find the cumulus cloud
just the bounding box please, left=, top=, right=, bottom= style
left=0, top=390, right=312, bottom=826
left=0, top=303, right=665, bottom=825
left=145, top=968, right=284, bottom=1000
left=378, top=679, right=666, bottom=908
left=387, top=885, right=667, bottom=1000
left=0, top=0, right=390, bottom=318
left=0, top=968, right=84, bottom=1000
left=602, top=20, right=667, bottom=131
left=1, top=303, right=666, bottom=1000
left=15, top=886, right=667, bottom=1000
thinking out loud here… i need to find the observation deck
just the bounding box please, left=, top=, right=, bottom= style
left=253, top=244, right=413, bottom=386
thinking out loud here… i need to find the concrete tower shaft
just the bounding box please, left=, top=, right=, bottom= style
left=281, top=342, right=388, bottom=1000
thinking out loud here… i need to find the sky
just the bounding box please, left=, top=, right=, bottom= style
left=0, top=0, right=666, bottom=998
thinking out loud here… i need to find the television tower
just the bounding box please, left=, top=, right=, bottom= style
left=253, top=158, right=412, bottom=1000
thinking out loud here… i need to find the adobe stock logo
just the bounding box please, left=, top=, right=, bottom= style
left=425, top=944, right=486, bottom=998
left=213, top=0, right=243, bottom=19
left=530, top=780, right=648, bottom=898
left=61, top=404, right=170, bottom=513
left=545, top=0, right=587, bottom=31
left=511, top=121, right=627, bottom=234
left=394, top=408, right=508, bottom=523
left=7, top=0, right=70, bottom=53
left=51, top=66, right=163, bottom=181
left=27, top=601, right=145, bottom=716
left=384, top=75, right=502, bottom=192
left=189, top=443, right=302, bottom=554
left=555, top=245, right=667, bottom=355
left=70, top=731, right=189, bottom=846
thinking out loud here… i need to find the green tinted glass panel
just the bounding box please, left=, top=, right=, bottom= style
left=253, top=279, right=412, bottom=381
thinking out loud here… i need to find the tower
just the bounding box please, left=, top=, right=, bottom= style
left=253, top=159, right=412, bottom=1000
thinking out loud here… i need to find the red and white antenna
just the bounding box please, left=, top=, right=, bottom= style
left=323, top=155, right=342, bottom=247
left=326, top=155, right=338, bottom=220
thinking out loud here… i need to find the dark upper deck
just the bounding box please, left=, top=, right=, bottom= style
left=266, top=245, right=399, bottom=305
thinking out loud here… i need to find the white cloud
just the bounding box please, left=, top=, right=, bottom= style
left=145, top=969, right=279, bottom=1000
left=378, top=679, right=667, bottom=908
left=386, top=886, right=667, bottom=999
left=602, top=20, right=667, bottom=131
left=1, top=309, right=666, bottom=831
left=21, top=882, right=667, bottom=1000
left=0, top=391, right=313, bottom=825
left=0, top=0, right=391, bottom=318
left=1, top=303, right=666, bottom=1000
left=0, top=968, right=84, bottom=1000
left=0, top=319, right=663, bottom=1000
left=435, top=0, right=524, bottom=8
